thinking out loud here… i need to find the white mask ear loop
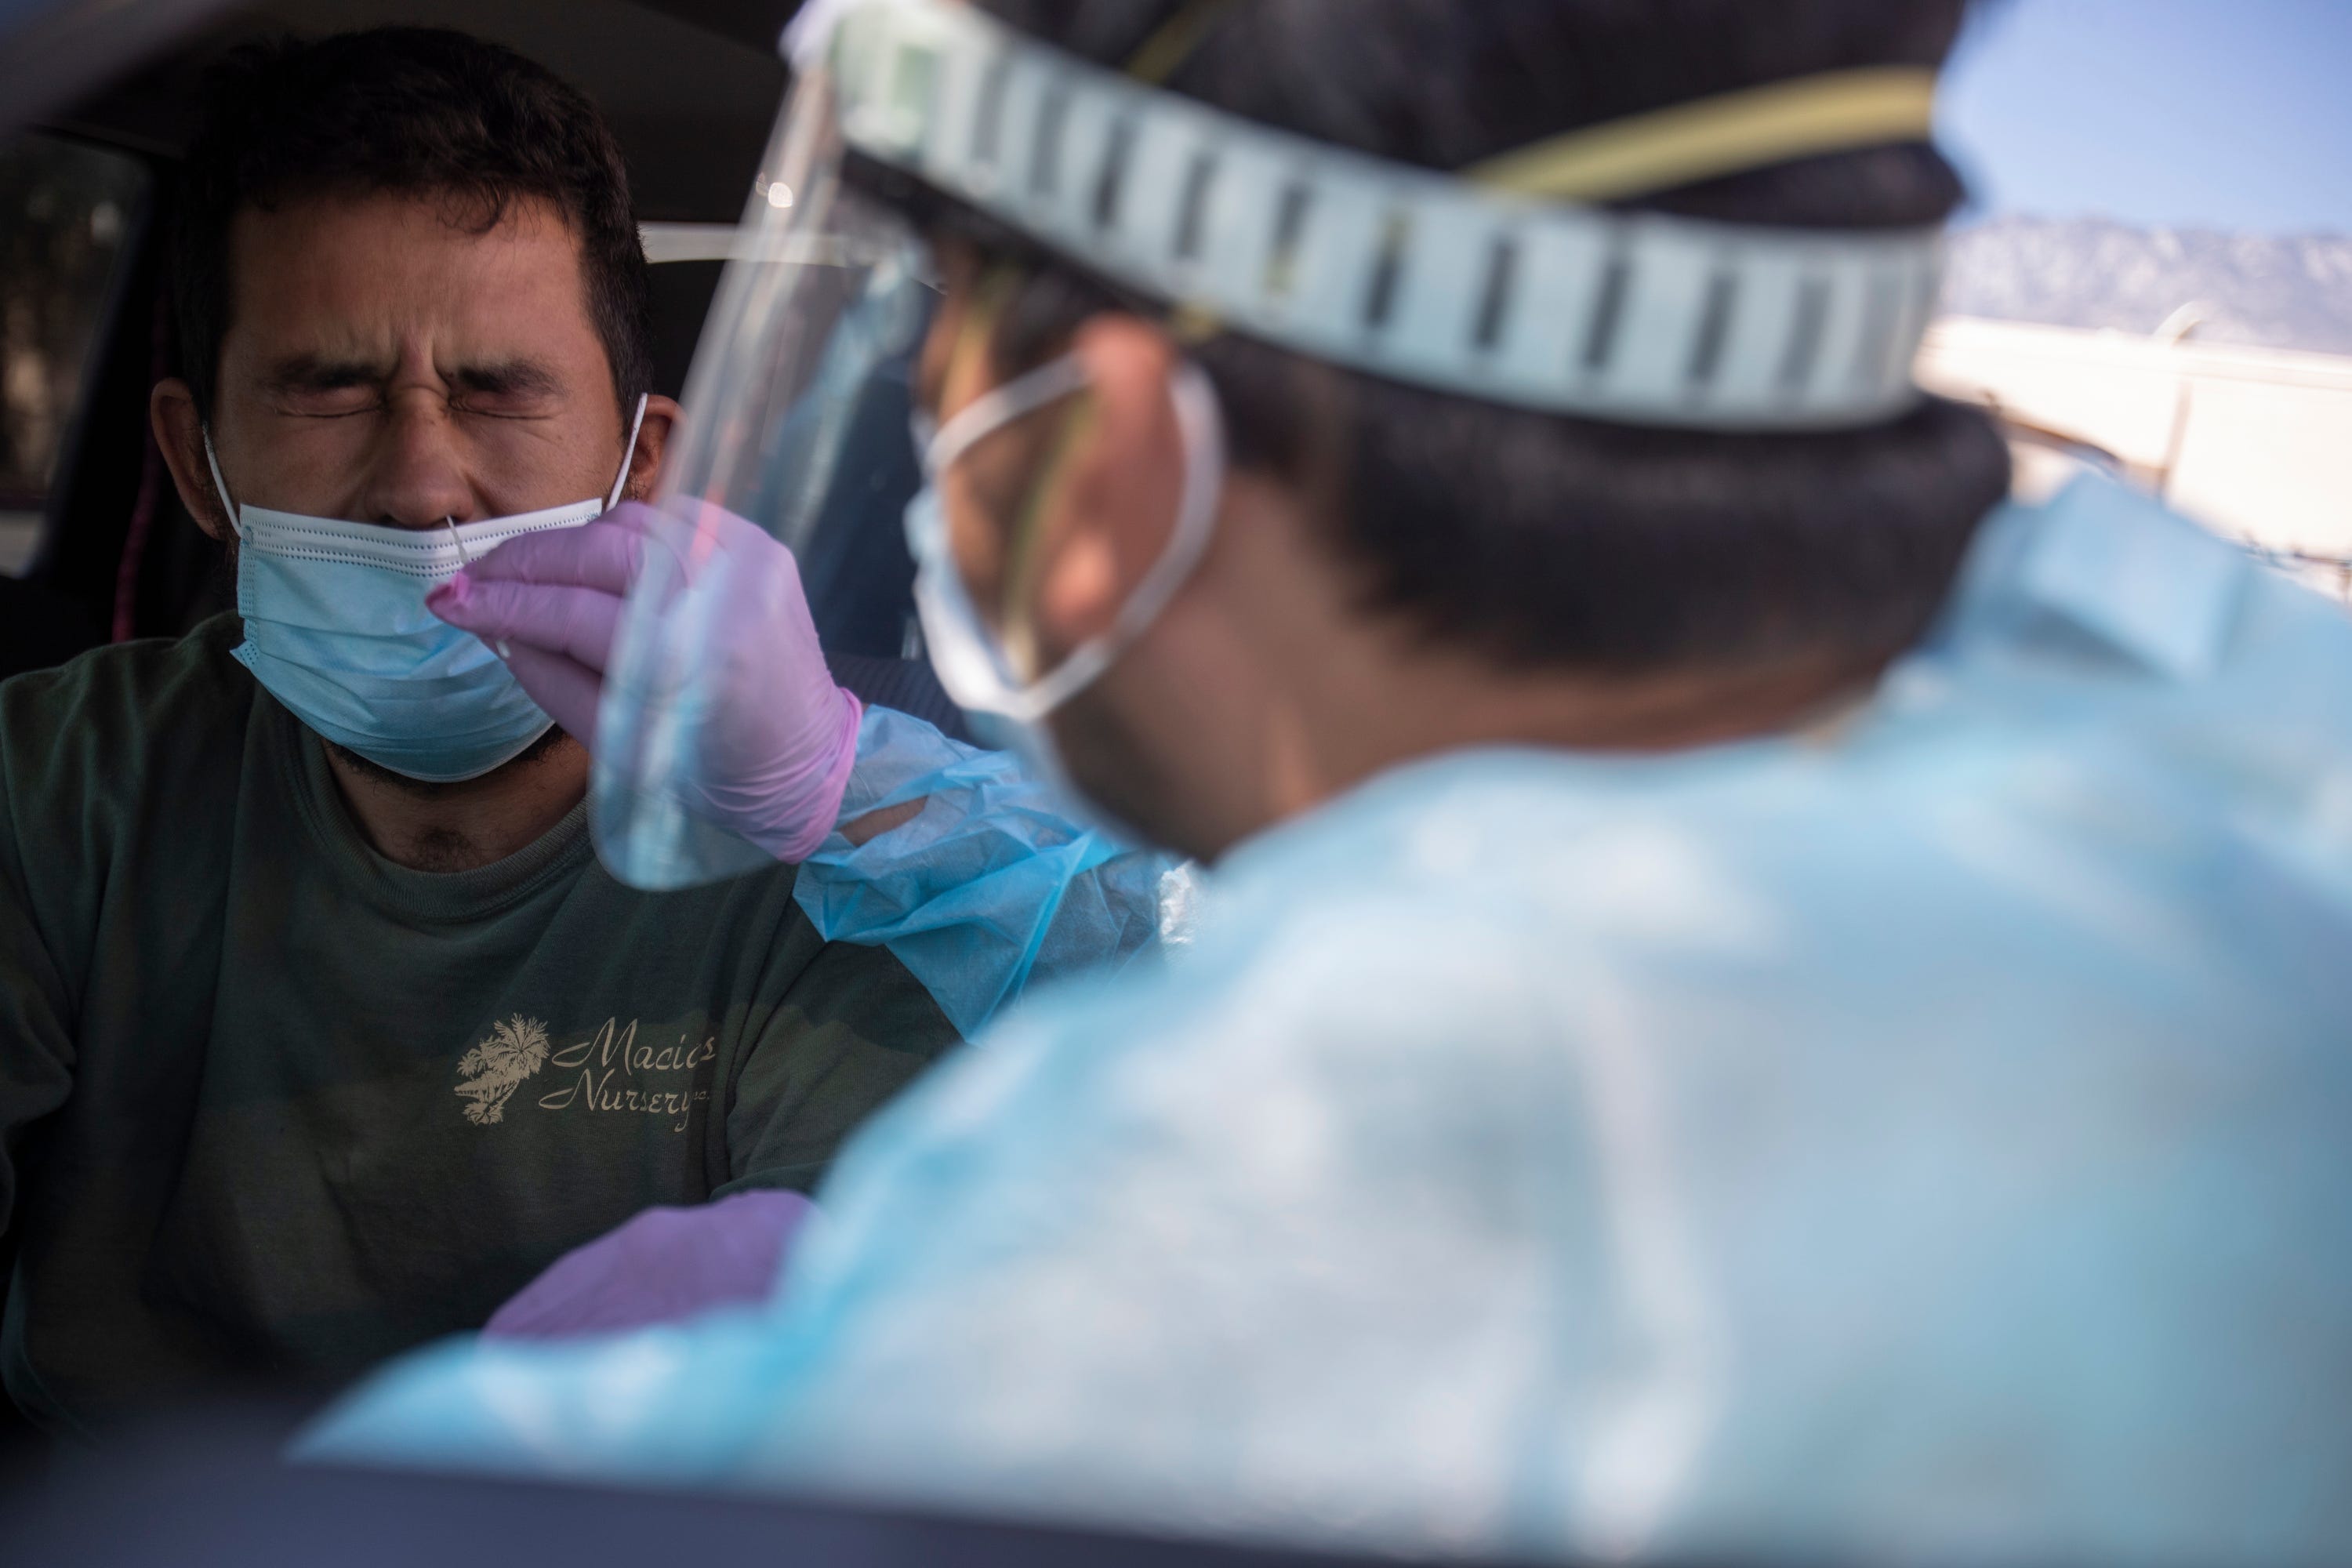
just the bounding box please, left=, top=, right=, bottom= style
left=922, top=355, right=1226, bottom=724
left=924, top=360, right=1091, bottom=478
left=1054, top=359, right=1224, bottom=708
left=200, top=428, right=247, bottom=542
left=605, top=393, right=651, bottom=514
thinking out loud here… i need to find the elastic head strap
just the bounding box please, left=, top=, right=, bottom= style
left=1121, top=14, right=1937, bottom=202
left=1467, top=67, right=1941, bottom=205
left=1123, top=0, right=1241, bottom=85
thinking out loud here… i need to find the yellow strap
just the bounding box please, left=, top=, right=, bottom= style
left=1126, top=0, right=1243, bottom=85
left=1467, top=67, right=1940, bottom=204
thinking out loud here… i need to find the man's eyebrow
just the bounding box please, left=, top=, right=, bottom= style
left=263, top=354, right=387, bottom=395
left=449, top=360, right=564, bottom=398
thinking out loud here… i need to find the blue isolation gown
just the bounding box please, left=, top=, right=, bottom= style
left=797, top=706, right=1185, bottom=1038
left=307, top=477, right=2352, bottom=1566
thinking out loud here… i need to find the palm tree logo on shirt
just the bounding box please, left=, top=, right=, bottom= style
left=453, top=1015, right=552, bottom=1125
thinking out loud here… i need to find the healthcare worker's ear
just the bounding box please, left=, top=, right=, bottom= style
left=618, top=394, right=683, bottom=504
left=1018, top=317, right=1192, bottom=668
left=150, top=376, right=234, bottom=542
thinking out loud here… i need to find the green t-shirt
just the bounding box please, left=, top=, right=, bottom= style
left=0, top=617, right=957, bottom=1436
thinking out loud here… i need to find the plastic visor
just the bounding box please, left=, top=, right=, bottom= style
left=593, top=66, right=938, bottom=887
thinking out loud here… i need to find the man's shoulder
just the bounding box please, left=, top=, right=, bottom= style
left=0, top=615, right=256, bottom=793
left=2, top=614, right=249, bottom=717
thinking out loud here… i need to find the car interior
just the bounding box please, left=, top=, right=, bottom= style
left=2, top=0, right=967, bottom=729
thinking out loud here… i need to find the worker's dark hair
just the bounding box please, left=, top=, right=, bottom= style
left=936, top=0, right=2011, bottom=680
left=171, top=26, right=652, bottom=429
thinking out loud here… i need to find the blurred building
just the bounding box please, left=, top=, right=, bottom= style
left=1919, top=315, right=2352, bottom=604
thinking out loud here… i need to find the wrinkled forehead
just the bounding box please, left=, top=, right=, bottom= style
left=220, top=188, right=606, bottom=380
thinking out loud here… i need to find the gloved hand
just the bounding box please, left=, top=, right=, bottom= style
left=427, top=501, right=862, bottom=864
left=481, top=1189, right=817, bottom=1341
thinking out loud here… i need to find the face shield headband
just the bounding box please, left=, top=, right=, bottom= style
left=807, top=0, right=1948, bottom=433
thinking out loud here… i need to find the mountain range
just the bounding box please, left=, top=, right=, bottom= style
left=1940, top=216, right=2352, bottom=356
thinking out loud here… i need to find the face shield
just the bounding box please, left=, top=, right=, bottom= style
left=592, top=63, right=939, bottom=886
left=595, top=0, right=1949, bottom=887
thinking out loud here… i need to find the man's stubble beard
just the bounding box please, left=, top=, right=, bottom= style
left=325, top=722, right=574, bottom=799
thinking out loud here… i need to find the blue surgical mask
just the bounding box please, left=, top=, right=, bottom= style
left=203, top=397, right=645, bottom=783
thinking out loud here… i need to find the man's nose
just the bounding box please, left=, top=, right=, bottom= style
left=363, top=392, right=477, bottom=529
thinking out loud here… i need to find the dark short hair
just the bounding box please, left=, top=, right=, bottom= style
left=172, top=26, right=652, bottom=429
left=932, top=0, right=2012, bottom=682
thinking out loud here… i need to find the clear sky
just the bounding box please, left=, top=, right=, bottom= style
left=1938, top=0, right=2352, bottom=235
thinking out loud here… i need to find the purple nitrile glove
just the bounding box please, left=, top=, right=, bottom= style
left=482, top=1189, right=818, bottom=1342
left=426, top=500, right=863, bottom=864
